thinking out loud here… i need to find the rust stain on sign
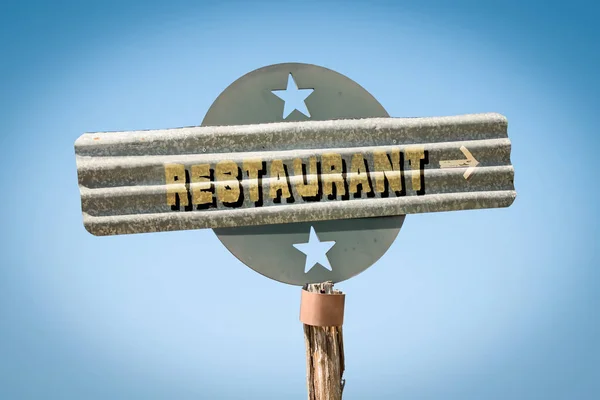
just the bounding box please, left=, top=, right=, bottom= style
left=74, top=113, right=516, bottom=236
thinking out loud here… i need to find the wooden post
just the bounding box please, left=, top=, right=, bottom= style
left=302, top=282, right=346, bottom=400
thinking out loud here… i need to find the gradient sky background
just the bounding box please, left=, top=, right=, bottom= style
left=1, top=1, right=598, bottom=399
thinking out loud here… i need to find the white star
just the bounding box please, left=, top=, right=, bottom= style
left=293, top=226, right=336, bottom=273
left=271, top=74, right=314, bottom=119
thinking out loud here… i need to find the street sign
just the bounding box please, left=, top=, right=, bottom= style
left=76, top=113, right=514, bottom=234
left=74, top=63, right=516, bottom=285
left=72, top=62, right=519, bottom=400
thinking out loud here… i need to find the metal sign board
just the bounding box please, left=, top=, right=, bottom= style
left=75, top=113, right=514, bottom=234
left=200, top=63, right=405, bottom=286
left=74, top=63, right=516, bottom=286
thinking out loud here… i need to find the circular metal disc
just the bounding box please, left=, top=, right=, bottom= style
left=201, top=63, right=404, bottom=286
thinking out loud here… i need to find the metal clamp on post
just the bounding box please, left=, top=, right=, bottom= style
left=300, top=287, right=346, bottom=327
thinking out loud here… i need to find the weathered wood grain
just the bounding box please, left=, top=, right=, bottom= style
left=303, top=282, right=345, bottom=400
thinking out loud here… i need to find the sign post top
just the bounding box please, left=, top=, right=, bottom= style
left=74, top=62, right=515, bottom=285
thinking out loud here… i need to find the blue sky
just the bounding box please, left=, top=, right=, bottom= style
left=1, top=1, right=599, bottom=399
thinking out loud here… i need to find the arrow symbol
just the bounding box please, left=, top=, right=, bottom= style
left=439, top=146, right=480, bottom=180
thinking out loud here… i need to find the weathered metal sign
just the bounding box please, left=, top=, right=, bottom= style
left=75, top=113, right=515, bottom=236
left=74, top=62, right=517, bottom=286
